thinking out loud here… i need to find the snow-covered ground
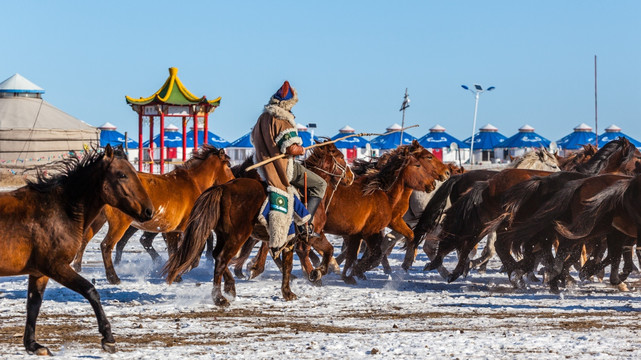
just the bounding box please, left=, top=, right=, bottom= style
left=1, top=223, right=641, bottom=359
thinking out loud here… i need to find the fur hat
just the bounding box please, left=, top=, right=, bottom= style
left=268, top=81, right=298, bottom=111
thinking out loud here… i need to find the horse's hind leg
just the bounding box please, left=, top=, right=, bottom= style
left=114, top=226, right=141, bottom=265
left=307, top=232, right=335, bottom=283
left=138, top=231, right=162, bottom=263
left=101, top=220, right=131, bottom=285
left=248, top=240, right=269, bottom=279
left=223, top=266, right=236, bottom=298
left=231, top=237, right=257, bottom=279
left=24, top=275, right=52, bottom=355
left=470, top=232, right=497, bottom=273
left=295, top=241, right=314, bottom=279
left=280, top=249, right=297, bottom=301
left=48, top=266, right=116, bottom=353
left=72, top=214, right=106, bottom=272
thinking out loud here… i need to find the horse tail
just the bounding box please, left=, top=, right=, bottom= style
left=444, top=180, right=489, bottom=237
left=555, top=180, right=628, bottom=240
left=501, top=177, right=544, bottom=226
left=164, top=186, right=224, bottom=284
left=505, top=180, right=582, bottom=257
left=412, top=175, right=461, bottom=248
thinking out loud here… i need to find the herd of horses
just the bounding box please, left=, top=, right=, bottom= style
left=3, top=137, right=641, bottom=354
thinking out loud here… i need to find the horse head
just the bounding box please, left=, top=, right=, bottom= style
left=373, top=147, right=436, bottom=193
left=100, top=145, right=154, bottom=222
left=510, top=148, right=560, bottom=172
left=306, top=141, right=354, bottom=187
left=407, top=140, right=451, bottom=181
left=184, top=145, right=235, bottom=190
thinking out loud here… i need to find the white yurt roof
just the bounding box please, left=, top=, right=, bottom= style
left=165, top=124, right=180, bottom=131
left=604, top=124, right=621, bottom=132
left=386, top=123, right=402, bottom=131
left=98, top=122, right=117, bottom=130
left=479, top=123, right=498, bottom=132
left=0, top=73, right=44, bottom=94
left=338, top=125, right=355, bottom=133
left=574, top=123, right=593, bottom=131
left=518, top=124, right=535, bottom=132
left=430, top=124, right=446, bottom=132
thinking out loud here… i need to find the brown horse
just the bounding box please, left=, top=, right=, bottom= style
left=163, top=142, right=354, bottom=306
left=72, top=145, right=234, bottom=284
left=490, top=138, right=641, bottom=289
left=0, top=145, right=154, bottom=355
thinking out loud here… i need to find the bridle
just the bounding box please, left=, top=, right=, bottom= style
left=305, top=153, right=353, bottom=213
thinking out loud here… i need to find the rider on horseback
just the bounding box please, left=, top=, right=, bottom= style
left=251, top=81, right=327, bottom=254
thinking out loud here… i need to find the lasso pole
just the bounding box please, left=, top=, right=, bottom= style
left=245, top=125, right=419, bottom=171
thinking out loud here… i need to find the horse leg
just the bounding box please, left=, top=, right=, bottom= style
left=114, top=226, right=140, bottom=265
left=448, top=235, right=480, bottom=283
left=353, top=233, right=385, bottom=279
left=23, top=275, right=52, bottom=355
left=72, top=214, right=106, bottom=272
left=579, top=237, right=606, bottom=281
left=470, top=232, right=497, bottom=273
left=607, top=232, right=624, bottom=286
left=212, top=234, right=245, bottom=307
left=620, top=243, right=635, bottom=284
left=295, top=241, right=314, bottom=280
left=48, top=266, right=116, bottom=353
left=341, top=236, right=360, bottom=285
left=223, top=266, right=237, bottom=298
left=231, top=236, right=257, bottom=279
left=308, top=249, right=321, bottom=267
left=308, top=232, right=335, bottom=283
left=206, top=232, right=215, bottom=264
left=138, top=231, right=162, bottom=264
left=100, top=221, right=131, bottom=285
left=280, top=249, right=297, bottom=301
left=334, top=237, right=349, bottom=266
left=248, top=240, right=269, bottom=279
left=424, top=233, right=458, bottom=271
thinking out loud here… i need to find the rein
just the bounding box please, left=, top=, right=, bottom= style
left=305, top=154, right=351, bottom=216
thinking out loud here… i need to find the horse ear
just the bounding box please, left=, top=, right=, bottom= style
left=218, top=149, right=226, bottom=158
left=104, top=144, right=114, bottom=159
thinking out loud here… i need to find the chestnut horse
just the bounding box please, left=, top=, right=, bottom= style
left=163, top=142, right=354, bottom=306
left=72, top=144, right=234, bottom=284
left=238, top=142, right=448, bottom=282
left=0, top=145, right=154, bottom=355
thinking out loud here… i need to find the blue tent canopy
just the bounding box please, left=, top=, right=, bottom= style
left=463, top=130, right=507, bottom=150
left=227, top=132, right=252, bottom=148
left=557, top=123, right=597, bottom=150
left=417, top=131, right=467, bottom=149
left=100, top=129, right=139, bottom=149
left=330, top=132, right=370, bottom=149
left=599, top=131, right=641, bottom=148
left=370, top=131, right=416, bottom=150
left=499, top=130, right=550, bottom=148
left=298, top=130, right=318, bottom=147
left=186, top=130, right=230, bottom=148
left=142, top=131, right=183, bottom=148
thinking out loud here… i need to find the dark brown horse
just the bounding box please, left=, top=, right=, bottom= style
left=73, top=145, right=234, bottom=284
left=0, top=145, right=154, bottom=355
left=490, top=138, right=641, bottom=289
left=163, top=142, right=354, bottom=306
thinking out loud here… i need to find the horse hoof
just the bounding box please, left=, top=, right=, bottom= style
left=343, top=276, right=357, bottom=285
left=29, top=345, right=52, bottom=356
left=101, top=341, right=117, bottom=354
left=446, top=274, right=458, bottom=283
left=225, top=288, right=237, bottom=298
left=617, top=282, right=630, bottom=292
left=106, top=276, right=121, bottom=285
left=284, top=292, right=298, bottom=301
left=309, top=269, right=322, bottom=283
left=214, top=296, right=230, bottom=307
left=424, top=262, right=437, bottom=271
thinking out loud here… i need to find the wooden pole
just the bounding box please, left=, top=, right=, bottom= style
left=594, top=55, right=598, bottom=149
left=245, top=125, right=419, bottom=171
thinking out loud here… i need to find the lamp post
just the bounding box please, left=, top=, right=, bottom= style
left=461, top=84, right=494, bottom=165
left=399, top=88, right=410, bottom=146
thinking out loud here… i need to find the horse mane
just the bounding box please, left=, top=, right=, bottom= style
left=508, top=148, right=558, bottom=170
left=442, top=180, right=489, bottom=237
left=362, top=148, right=412, bottom=195
left=575, top=138, right=630, bottom=174
left=555, top=179, right=629, bottom=239
left=304, top=141, right=337, bottom=169
left=180, top=144, right=230, bottom=170
left=351, top=158, right=377, bottom=176
left=26, top=148, right=112, bottom=193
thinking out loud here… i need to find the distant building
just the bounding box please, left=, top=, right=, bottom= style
left=463, top=124, right=507, bottom=164
left=497, top=124, right=551, bottom=159
left=417, top=124, right=468, bottom=163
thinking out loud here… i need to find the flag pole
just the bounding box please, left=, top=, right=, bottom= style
left=399, top=88, right=410, bottom=146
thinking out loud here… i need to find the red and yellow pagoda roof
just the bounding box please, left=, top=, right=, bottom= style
left=125, top=67, right=221, bottom=107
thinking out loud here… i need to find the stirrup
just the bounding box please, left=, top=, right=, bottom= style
left=297, top=223, right=320, bottom=238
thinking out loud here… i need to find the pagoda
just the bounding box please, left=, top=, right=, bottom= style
left=126, top=67, right=221, bottom=173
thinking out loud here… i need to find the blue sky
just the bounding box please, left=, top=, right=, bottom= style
left=3, top=1, right=641, bottom=144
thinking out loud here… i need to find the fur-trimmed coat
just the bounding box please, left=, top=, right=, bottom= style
left=251, top=89, right=304, bottom=250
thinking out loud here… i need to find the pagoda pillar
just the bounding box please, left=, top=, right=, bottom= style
left=204, top=111, right=209, bottom=145
left=182, top=116, right=187, bottom=162
left=160, top=111, right=165, bottom=174
left=193, top=113, right=199, bottom=154
left=149, top=116, right=154, bottom=173
left=138, top=112, right=143, bottom=172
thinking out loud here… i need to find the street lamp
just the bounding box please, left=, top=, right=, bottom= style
left=461, top=84, right=495, bottom=165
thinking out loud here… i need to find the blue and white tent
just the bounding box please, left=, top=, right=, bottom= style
left=98, top=122, right=138, bottom=149
left=370, top=123, right=416, bottom=150
left=296, top=123, right=319, bottom=147
left=463, top=123, right=507, bottom=150
left=499, top=124, right=550, bottom=149
left=143, top=124, right=183, bottom=148
left=186, top=128, right=230, bottom=148
left=226, top=131, right=253, bottom=165
left=227, top=132, right=252, bottom=148
left=417, top=124, right=467, bottom=149
left=331, top=125, right=370, bottom=149
left=599, top=124, right=641, bottom=148
left=556, top=123, right=597, bottom=151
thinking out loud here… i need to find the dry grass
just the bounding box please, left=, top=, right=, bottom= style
left=0, top=172, right=29, bottom=187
